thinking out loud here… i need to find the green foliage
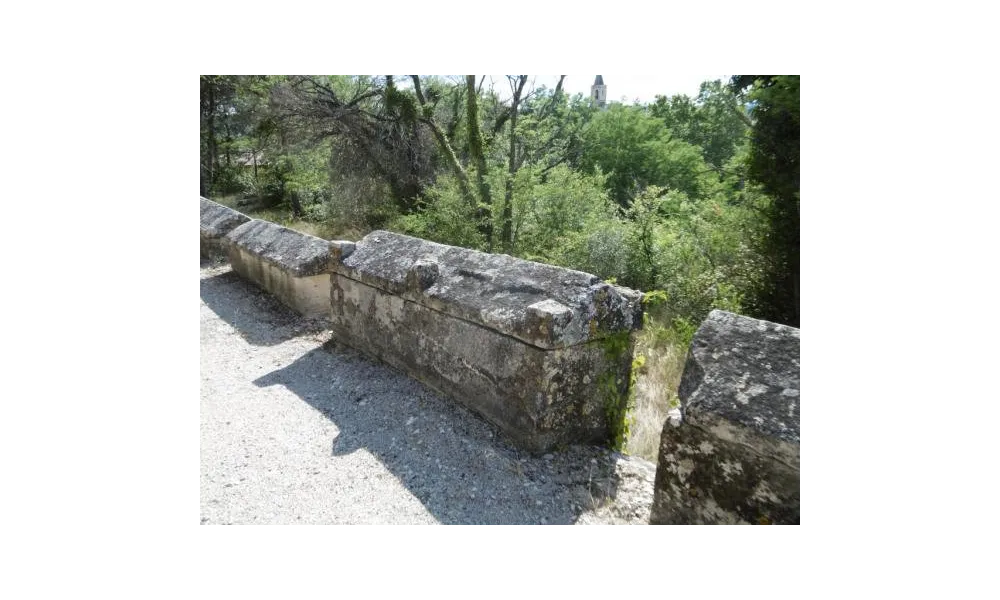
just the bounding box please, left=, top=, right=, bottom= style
left=733, top=75, right=800, bottom=326
left=640, top=289, right=669, bottom=327
left=518, top=90, right=597, bottom=173
left=507, top=165, right=615, bottom=258
left=385, top=81, right=420, bottom=124
left=201, top=73, right=795, bottom=342
left=276, top=143, right=333, bottom=201
left=543, top=214, right=631, bottom=284
left=578, top=104, right=709, bottom=207
left=209, top=166, right=251, bottom=196
left=324, top=172, right=399, bottom=233
left=744, top=76, right=800, bottom=203
left=669, top=317, right=699, bottom=349
left=641, top=289, right=669, bottom=307
left=492, top=164, right=643, bottom=284
left=650, top=95, right=698, bottom=142
left=391, top=174, right=487, bottom=250
left=622, top=186, right=668, bottom=290
left=597, top=332, right=637, bottom=452
left=650, top=80, right=750, bottom=172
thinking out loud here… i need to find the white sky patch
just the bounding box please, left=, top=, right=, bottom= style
left=398, top=75, right=732, bottom=105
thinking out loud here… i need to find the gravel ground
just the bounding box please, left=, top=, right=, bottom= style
left=200, top=259, right=656, bottom=525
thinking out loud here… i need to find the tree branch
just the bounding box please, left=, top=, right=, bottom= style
left=410, top=75, right=426, bottom=104
left=411, top=75, right=475, bottom=208
left=346, top=90, right=381, bottom=108
left=492, top=108, right=511, bottom=135
left=540, top=155, right=568, bottom=176
left=732, top=102, right=753, bottom=128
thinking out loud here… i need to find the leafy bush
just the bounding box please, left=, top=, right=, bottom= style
left=325, top=173, right=399, bottom=233
left=390, top=175, right=486, bottom=250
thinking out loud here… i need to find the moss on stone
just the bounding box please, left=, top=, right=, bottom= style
left=597, top=331, right=636, bottom=451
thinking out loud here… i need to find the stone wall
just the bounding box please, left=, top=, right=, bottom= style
left=200, top=197, right=250, bottom=259
left=225, top=219, right=333, bottom=319
left=200, top=197, right=804, bottom=507
left=650, top=310, right=800, bottom=524
left=328, top=231, right=644, bottom=453
left=200, top=197, right=645, bottom=453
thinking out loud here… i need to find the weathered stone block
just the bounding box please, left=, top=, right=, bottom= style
left=226, top=220, right=332, bottom=318
left=329, top=240, right=356, bottom=263
left=650, top=310, right=800, bottom=524
left=200, top=196, right=250, bottom=259
left=329, top=231, right=644, bottom=452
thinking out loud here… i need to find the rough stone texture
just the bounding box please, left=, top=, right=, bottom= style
left=227, top=220, right=331, bottom=277
left=331, top=231, right=644, bottom=350
left=329, top=273, right=633, bottom=453
left=226, top=220, right=332, bottom=318
left=200, top=196, right=250, bottom=259
left=329, top=231, right=643, bottom=453
left=329, top=240, right=356, bottom=263
left=650, top=310, right=800, bottom=524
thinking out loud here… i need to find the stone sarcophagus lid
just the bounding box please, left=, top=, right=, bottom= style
left=328, top=231, right=644, bottom=453
left=225, top=219, right=332, bottom=318
left=200, top=196, right=250, bottom=259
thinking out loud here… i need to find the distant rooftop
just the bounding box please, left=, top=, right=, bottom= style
left=594, top=75, right=604, bottom=86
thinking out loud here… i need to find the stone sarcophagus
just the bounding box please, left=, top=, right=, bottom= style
left=225, top=219, right=332, bottom=318
left=650, top=310, right=800, bottom=524
left=200, top=196, right=250, bottom=259
left=328, top=231, right=644, bottom=453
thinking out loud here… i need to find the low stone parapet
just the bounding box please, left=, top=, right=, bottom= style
left=328, top=231, right=644, bottom=453
left=225, top=219, right=332, bottom=318
left=200, top=197, right=251, bottom=259
left=650, top=310, right=800, bottom=524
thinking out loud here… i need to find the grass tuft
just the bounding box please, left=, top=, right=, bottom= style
left=625, top=318, right=690, bottom=462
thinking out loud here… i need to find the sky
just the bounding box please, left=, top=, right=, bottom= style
left=408, top=75, right=732, bottom=105
left=487, top=72, right=729, bottom=104
left=482, top=74, right=732, bottom=105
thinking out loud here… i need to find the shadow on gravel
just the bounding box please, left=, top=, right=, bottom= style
left=253, top=341, right=627, bottom=525
left=200, top=264, right=327, bottom=346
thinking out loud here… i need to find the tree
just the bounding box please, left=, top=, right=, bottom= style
left=464, top=75, right=495, bottom=249
left=519, top=80, right=596, bottom=179
left=650, top=80, right=750, bottom=174
left=408, top=75, right=579, bottom=252
left=272, top=75, right=436, bottom=214
left=731, top=75, right=800, bottom=326
left=649, top=94, right=698, bottom=145
left=408, top=75, right=483, bottom=239
left=499, top=75, right=529, bottom=253
left=579, top=104, right=708, bottom=207
left=200, top=76, right=238, bottom=196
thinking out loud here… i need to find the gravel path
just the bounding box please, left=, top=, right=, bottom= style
left=200, top=259, right=655, bottom=524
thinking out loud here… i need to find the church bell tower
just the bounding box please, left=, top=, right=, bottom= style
left=591, top=75, right=607, bottom=109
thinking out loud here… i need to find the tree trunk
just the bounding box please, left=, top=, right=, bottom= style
left=446, top=86, right=463, bottom=144
left=289, top=190, right=304, bottom=217
left=501, top=76, right=528, bottom=253
left=501, top=144, right=516, bottom=253
left=208, top=81, right=218, bottom=184
left=421, top=113, right=476, bottom=206
left=411, top=76, right=477, bottom=209
left=466, top=75, right=494, bottom=251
